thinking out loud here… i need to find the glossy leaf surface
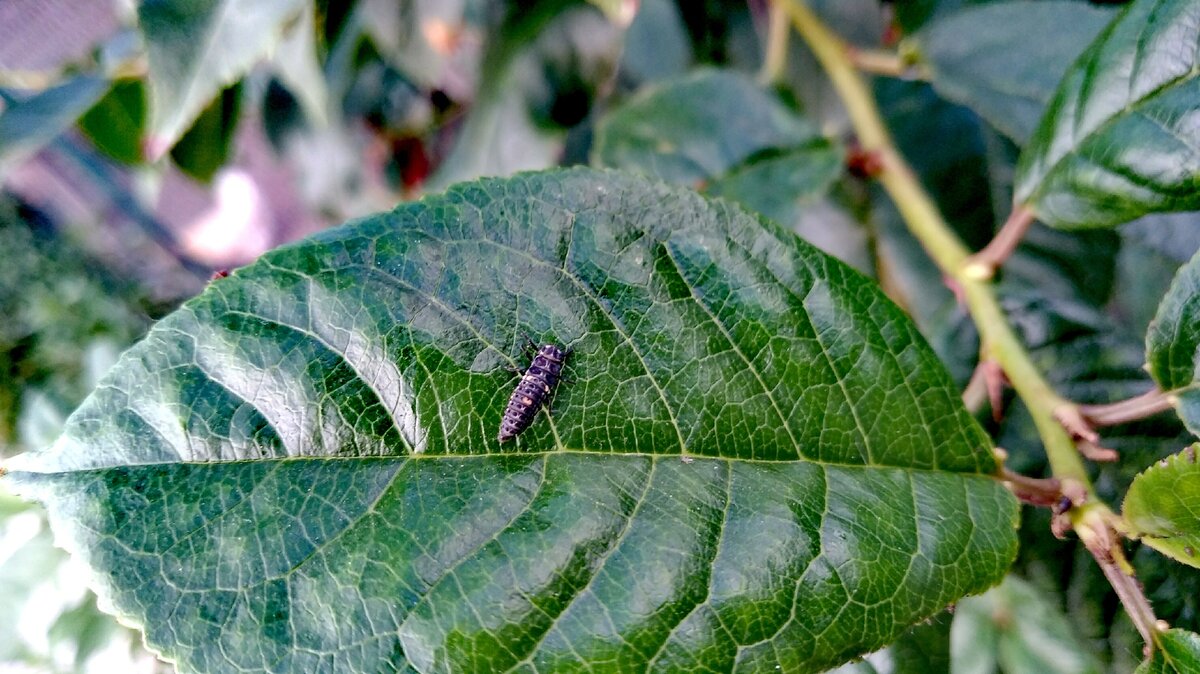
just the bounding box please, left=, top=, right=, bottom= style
left=1125, top=446, right=1200, bottom=569
left=138, top=0, right=306, bottom=153
left=1136, top=629, right=1200, bottom=674
left=912, top=1, right=1112, bottom=145
left=1014, top=0, right=1200, bottom=229
left=593, top=69, right=821, bottom=185
left=3, top=169, right=1017, bottom=673
left=1147, top=248, right=1200, bottom=434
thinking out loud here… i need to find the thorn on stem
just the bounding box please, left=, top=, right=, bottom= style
left=1053, top=404, right=1100, bottom=444
left=943, top=274, right=966, bottom=308
left=1077, top=440, right=1119, bottom=462
left=982, top=360, right=1008, bottom=423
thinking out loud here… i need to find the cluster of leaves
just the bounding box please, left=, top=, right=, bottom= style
left=2, top=0, right=1200, bottom=673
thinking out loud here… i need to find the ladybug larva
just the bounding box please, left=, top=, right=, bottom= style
left=498, top=343, right=568, bottom=442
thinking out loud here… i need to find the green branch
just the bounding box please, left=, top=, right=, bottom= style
left=777, top=0, right=1168, bottom=646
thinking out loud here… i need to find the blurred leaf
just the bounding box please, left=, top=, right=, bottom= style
left=0, top=76, right=109, bottom=179
left=1121, top=211, right=1200, bottom=265
left=169, top=84, right=243, bottom=183
left=594, top=68, right=820, bottom=185
left=911, top=1, right=1113, bottom=145
left=706, top=141, right=844, bottom=223
left=138, top=0, right=306, bottom=153
left=619, top=0, right=691, bottom=85
left=428, top=2, right=607, bottom=188
left=1015, top=0, right=1200, bottom=229
left=4, top=168, right=1016, bottom=673
left=357, top=0, right=455, bottom=89
left=1124, top=446, right=1200, bottom=569
left=1135, top=629, right=1200, bottom=674
left=78, top=79, right=147, bottom=166
left=271, top=1, right=329, bottom=128
left=952, top=575, right=1102, bottom=674
left=1146, top=247, right=1200, bottom=434
left=876, top=78, right=996, bottom=249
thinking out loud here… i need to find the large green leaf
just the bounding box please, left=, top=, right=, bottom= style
left=911, top=1, right=1113, bottom=145
left=593, top=68, right=821, bottom=185
left=3, top=169, right=1017, bottom=673
left=1124, top=446, right=1200, bottom=569
left=1136, top=629, right=1200, bottom=674
left=138, top=0, right=306, bottom=155
left=1147, top=248, right=1200, bottom=434
left=1014, top=0, right=1200, bottom=229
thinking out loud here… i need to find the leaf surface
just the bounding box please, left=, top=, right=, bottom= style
left=1124, top=446, right=1200, bottom=569
left=593, top=69, right=821, bottom=185
left=138, top=0, right=305, bottom=154
left=1014, top=0, right=1200, bottom=229
left=912, top=1, right=1112, bottom=145
left=3, top=168, right=1017, bottom=673
left=1147, top=248, right=1200, bottom=434
left=1136, top=629, right=1200, bottom=674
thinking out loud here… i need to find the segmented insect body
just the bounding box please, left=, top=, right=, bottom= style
left=498, top=343, right=567, bottom=442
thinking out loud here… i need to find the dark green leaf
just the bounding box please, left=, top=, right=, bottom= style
left=78, top=79, right=147, bottom=166
left=889, top=610, right=952, bottom=674
left=139, top=0, right=306, bottom=153
left=706, top=142, right=844, bottom=225
left=1014, top=0, right=1200, bottom=229
left=912, top=1, right=1113, bottom=145
left=1135, top=629, right=1200, bottom=674
left=951, top=575, right=1101, bottom=674
left=593, top=68, right=821, bottom=185
left=1124, top=446, right=1200, bottom=569
left=169, top=84, right=243, bottom=183
left=3, top=168, right=1017, bottom=673
left=1147, top=247, right=1200, bottom=434
left=0, top=76, right=109, bottom=179
left=619, top=0, right=692, bottom=85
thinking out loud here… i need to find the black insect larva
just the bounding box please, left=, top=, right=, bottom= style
left=498, top=343, right=568, bottom=442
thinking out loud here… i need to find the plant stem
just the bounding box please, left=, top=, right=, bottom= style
left=1080, top=388, right=1174, bottom=427
left=780, top=0, right=1088, bottom=485
left=779, top=0, right=1165, bottom=645
left=760, top=0, right=791, bottom=85
left=964, top=205, right=1036, bottom=280
left=847, top=47, right=921, bottom=79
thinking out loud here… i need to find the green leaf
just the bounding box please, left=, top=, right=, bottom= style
left=169, top=84, right=243, bottom=183
left=911, top=1, right=1113, bottom=145
left=3, top=168, right=1018, bottom=673
left=1136, top=629, right=1200, bottom=674
left=0, top=76, right=109, bottom=179
left=139, top=0, right=306, bottom=155
left=951, top=575, right=1101, bottom=674
left=270, top=1, right=328, bottom=128
left=593, top=68, right=821, bottom=185
left=1147, top=247, right=1200, bottom=434
left=706, top=142, right=844, bottom=226
left=1124, top=446, right=1200, bottom=569
left=78, top=79, right=147, bottom=166
left=1014, top=0, right=1200, bottom=229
